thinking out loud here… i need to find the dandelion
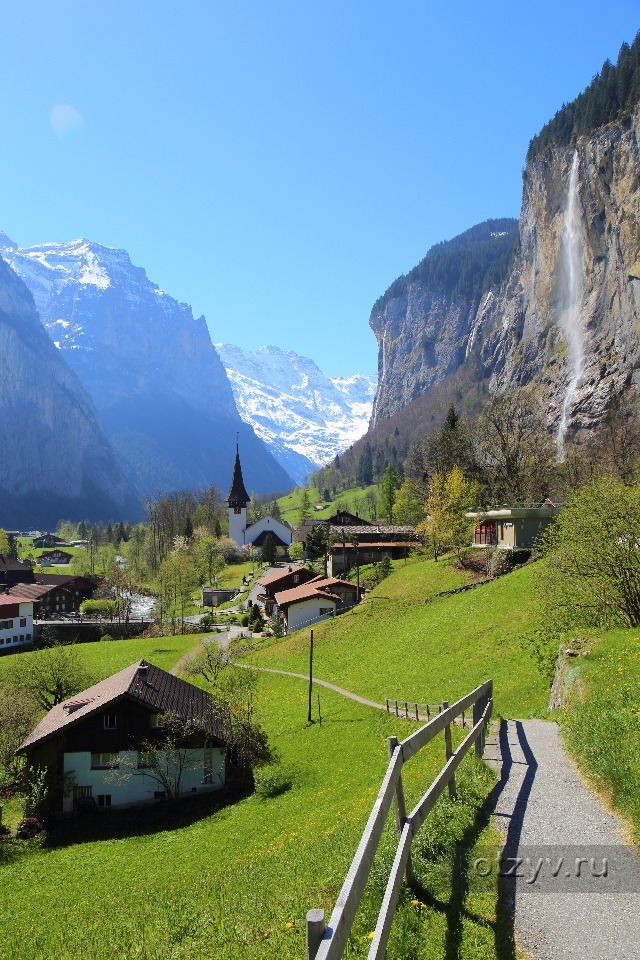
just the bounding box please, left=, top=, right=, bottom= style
left=366, top=931, right=376, bottom=939
left=411, top=899, right=420, bottom=906
left=285, top=922, right=295, bottom=929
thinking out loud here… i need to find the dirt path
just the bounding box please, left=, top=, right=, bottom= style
left=484, top=719, right=640, bottom=960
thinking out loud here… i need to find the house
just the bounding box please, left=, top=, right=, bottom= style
left=5, top=582, right=79, bottom=618
left=255, top=564, right=316, bottom=614
left=17, top=660, right=229, bottom=813
left=35, top=574, right=96, bottom=602
left=0, top=555, right=35, bottom=588
left=274, top=575, right=362, bottom=633
left=38, top=550, right=73, bottom=566
left=0, top=592, right=34, bottom=649
left=32, top=534, right=66, bottom=549
left=295, top=512, right=419, bottom=575
left=226, top=444, right=293, bottom=550
left=466, top=506, right=561, bottom=550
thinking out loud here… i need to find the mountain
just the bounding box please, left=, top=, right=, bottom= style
left=214, top=344, right=376, bottom=484
left=368, top=36, right=640, bottom=454
left=0, top=236, right=294, bottom=498
left=0, top=252, right=140, bottom=527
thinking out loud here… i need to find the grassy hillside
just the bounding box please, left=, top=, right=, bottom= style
left=277, top=482, right=378, bottom=525
left=561, top=629, right=640, bottom=841
left=246, top=555, right=549, bottom=719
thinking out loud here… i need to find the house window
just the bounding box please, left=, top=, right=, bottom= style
left=293, top=574, right=299, bottom=584
left=20, top=618, right=26, bottom=627
left=137, top=751, right=153, bottom=769
left=149, top=713, right=162, bottom=728
left=26, top=633, right=31, bottom=642
left=103, top=714, right=118, bottom=730
left=97, top=794, right=111, bottom=808
left=91, top=752, right=119, bottom=769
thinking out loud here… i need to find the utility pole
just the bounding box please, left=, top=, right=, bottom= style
left=308, top=629, right=314, bottom=723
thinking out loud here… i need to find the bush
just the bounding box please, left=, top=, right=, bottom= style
left=253, top=763, right=292, bottom=799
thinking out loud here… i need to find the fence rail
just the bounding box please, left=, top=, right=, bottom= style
left=305, top=679, right=493, bottom=960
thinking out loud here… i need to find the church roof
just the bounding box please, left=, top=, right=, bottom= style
left=226, top=447, right=251, bottom=505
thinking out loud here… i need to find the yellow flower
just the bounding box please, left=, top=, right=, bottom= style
left=367, top=931, right=376, bottom=939
left=285, top=922, right=295, bottom=929
left=411, top=899, right=420, bottom=906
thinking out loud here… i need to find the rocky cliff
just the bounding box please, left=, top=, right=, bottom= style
left=0, top=237, right=294, bottom=497
left=369, top=105, right=640, bottom=450
left=0, top=254, right=140, bottom=526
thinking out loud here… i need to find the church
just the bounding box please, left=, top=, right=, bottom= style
left=226, top=444, right=293, bottom=550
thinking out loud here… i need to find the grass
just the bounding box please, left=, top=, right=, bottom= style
left=0, top=633, right=203, bottom=683
left=0, top=554, right=551, bottom=958
left=276, top=483, right=379, bottom=526
left=560, top=628, right=640, bottom=841
left=0, top=667, right=506, bottom=960
left=246, top=555, right=549, bottom=719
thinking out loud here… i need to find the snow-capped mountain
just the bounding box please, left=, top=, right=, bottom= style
left=214, top=344, right=376, bottom=484
left=0, top=233, right=293, bottom=497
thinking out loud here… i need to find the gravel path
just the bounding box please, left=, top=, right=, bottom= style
left=236, top=662, right=387, bottom=710
left=484, top=719, right=640, bottom=960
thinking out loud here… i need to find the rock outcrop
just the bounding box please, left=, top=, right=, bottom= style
left=0, top=255, right=140, bottom=526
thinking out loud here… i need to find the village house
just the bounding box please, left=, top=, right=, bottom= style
left=37, top=550, right=73, bottom=566
left=0, top=555, right=35, bottom=588
left=311, top=512, right=419, bottom=576
left=274, top=575, right=361, bottom=633
left=35, top=574, right=96, bottom=603
left=5, top=582, right=79, bottom=619
left=466, top=505, right=561, bottom=550
left=255, top=564, right=316, bottom=615
left=32, top=534, right=67, bottom=549
left=17, top=660, right=229, bottom=813
left=0, top=591, right=34, bottom=649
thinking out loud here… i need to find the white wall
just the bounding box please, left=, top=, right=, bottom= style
left=62, top=747, right=226, bottom=812
left=228, top=505, right=247, bottom=547
left=284, top=596, right=337, bottom=632
left=0, top=601, right=33, bottom=649
left=245, top=515, right=293, bottom=547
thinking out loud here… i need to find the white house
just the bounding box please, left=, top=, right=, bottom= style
left=18, top=660, right=229, bottom=813
left=0, top=592, right=34, bottom=649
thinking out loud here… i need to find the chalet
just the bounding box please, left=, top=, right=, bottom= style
left=0, top=592, right=34, bottom=649
left=326, top=515, right=419, bottom=576
left=255, top=564, right=316, bottom=614
left=6, top=582, right=78, bottom=618
left=17, top=660, right=229, bottom=813
left=38, top=550, right=73, bottom=566
left=32, top=534, right=66, bottom=549
left=0, top=555, right=35, bottom=588
left=466, top=506, right=561, bottom=550
left=35, top=574, right=97, bottom=602
left=274, top=575, right=361, bottom=633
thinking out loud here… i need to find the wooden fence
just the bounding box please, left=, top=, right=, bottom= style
left=305, top=679, right=493, bottom=960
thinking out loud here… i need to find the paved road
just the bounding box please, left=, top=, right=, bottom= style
left=484, top=719, right=640, bottom=960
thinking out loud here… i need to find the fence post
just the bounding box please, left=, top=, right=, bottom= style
left=442, top=701, right=457, bottom=799
left=387, top=736, right=416, bottom=886
left=473, top=692, right=483, bottom=757
left=306, top=908, right=325, bottom=960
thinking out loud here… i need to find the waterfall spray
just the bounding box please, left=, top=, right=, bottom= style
left=556, top=151, right=585, bottom=458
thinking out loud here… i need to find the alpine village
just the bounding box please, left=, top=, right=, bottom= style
left=3, top=22, right=640, bottom=960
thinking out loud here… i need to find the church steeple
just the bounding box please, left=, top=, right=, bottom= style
left=226, top=438, right=250, bottom=510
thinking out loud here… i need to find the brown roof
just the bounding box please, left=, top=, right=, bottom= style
left=329, top=524, right=417, bottom=536
left=0, top=592, right=34, bottom=606
left=226, top=447, right=250, bottom=505
left=309, top=576, right=358, bottom=591
left=330, top=541, right=416, bottom=550
left=257, top=564, right=307, bottom=587
left=18, top=660, right=229, bottom=753
left=6, top=582, right=67, bottom=601
left=275, top=583, right=338, bottom=608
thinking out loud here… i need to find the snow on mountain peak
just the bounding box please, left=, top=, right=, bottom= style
left=215, top=342, right=376, bottom=483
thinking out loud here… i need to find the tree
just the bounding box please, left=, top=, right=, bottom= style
left=0, top=528, right=10, bottom=555
left=541, top=475, right=640, bottom=629
left=417, top=467, right=476, bottom=561
left=393, top=477, right=425, bottom=526
left=474, top=391, right=555, bottom=504
left=261, top=533, right=278, bottom=566
left=379, top=465, right=399, bottom=523
left=0, top=683, right=39, bottom=784
left=196, top=536, right=224, bottom=585
left=298, top=489, right=312, bottom=525
left=288, top=540, right=305, bottom=561
left=9, top=643, right=94, bottom=712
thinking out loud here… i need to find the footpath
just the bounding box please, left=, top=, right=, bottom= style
left=484, top=719, right=640, bottom=960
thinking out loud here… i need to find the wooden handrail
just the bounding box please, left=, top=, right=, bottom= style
left=306, top=679, right=493, bottom=960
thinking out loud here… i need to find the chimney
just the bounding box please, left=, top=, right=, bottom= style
left=138, top=663, right=149, bottom=684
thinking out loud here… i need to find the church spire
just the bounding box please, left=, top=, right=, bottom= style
left=226, top=439, right=250, bottom=508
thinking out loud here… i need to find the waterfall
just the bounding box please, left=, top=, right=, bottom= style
left=556, top=151, right=585, bottom=457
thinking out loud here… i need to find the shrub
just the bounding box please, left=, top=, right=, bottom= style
left=253, top=763, right=292, bottom=799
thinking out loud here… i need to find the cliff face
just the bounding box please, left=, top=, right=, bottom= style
left=369, top=107, right=640, bottom=446
left=0, top=256, right=139, bottom=526
left=479, top=108, right=640, bottom=442
left=1, top=238, right=294, bottom=496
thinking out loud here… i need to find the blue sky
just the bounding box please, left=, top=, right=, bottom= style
left=1, top=2, right=638, bottom=377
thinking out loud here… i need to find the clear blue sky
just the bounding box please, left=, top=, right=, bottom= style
left=0, top=2, right=638, bottom=377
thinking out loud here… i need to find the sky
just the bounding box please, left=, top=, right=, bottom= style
left=0, top=2, right=638, bottom=378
